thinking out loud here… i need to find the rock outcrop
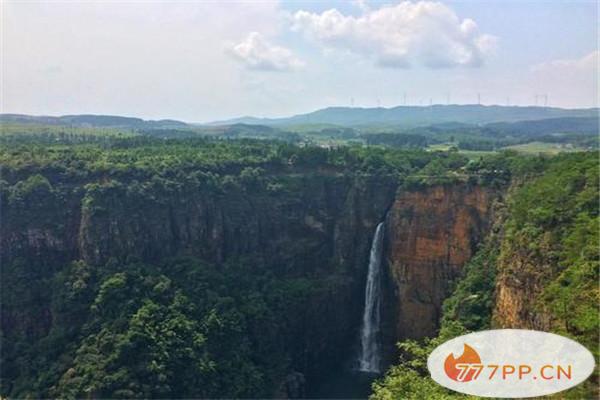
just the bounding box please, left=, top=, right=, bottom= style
left=384, top=184, right=496, bottom=340
left=492, top=233, right=554, bottom=331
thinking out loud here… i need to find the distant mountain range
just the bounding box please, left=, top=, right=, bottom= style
left=210, top=105, right=598, bottom=128
left=0, top=114, right=189, bottom=129
left=1, top=105, right=598, bottom=131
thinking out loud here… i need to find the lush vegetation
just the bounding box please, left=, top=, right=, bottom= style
left=0, top=133, right=523, bottom=185
left=505, top=153, right=599, bottom=354
left=371, top=237, right=501, bottom=400
left=1, top=134, right=497, bottom=399
left=1, top=127, right=597, bottom=399
left=371, top=152, right=599, bottom=399
left=1, top=255, right=329, bottom=398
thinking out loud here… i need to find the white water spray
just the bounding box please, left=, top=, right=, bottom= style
left=357, top=222, right=384, bottom=373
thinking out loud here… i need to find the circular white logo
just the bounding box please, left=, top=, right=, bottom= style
left=427, top=329, right=596, bottom=398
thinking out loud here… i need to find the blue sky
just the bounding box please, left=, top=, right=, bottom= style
left=2, top=0, right=598, bottom=121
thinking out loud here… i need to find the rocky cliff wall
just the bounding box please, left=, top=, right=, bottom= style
left=490, top=185, right=554, bottom=331
left=1, top=173, right=396, bottom=273
left=0, top=171, right=398, bottom=386
left=492, top=252, right=553, bottom=331
left=384, top=184, right=497, bottom=340
left=1, top=172, right=499, bottom=383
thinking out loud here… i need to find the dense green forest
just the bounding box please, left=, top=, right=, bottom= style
left=3, top=256, right=328, bottom=397
left=1, top=127, right=597, bottom=399
left=0, top=135, right=487, bottom=398
left=0, top=132, right=521, bottom=185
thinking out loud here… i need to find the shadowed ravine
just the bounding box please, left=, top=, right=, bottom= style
left=308, top=370, right=379, bottom=399
left=309, top=222, right=386, bottom=399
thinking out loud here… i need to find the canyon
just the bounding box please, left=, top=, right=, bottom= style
left=4, top=146, right=597, bottom=399
left=1, top=164, right=501, bottom=396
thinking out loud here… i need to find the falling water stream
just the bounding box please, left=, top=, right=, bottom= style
left=309, top=222, right=385, bottom=398
left=357, top=222, right=384, bottom=373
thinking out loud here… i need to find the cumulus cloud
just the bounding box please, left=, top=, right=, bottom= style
left=227, top=32, right=305, bottom=71
left=291, top=1, right=496, bottom=68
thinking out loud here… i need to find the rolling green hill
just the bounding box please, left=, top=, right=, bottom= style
left=211, top=105, right=598, bottom=128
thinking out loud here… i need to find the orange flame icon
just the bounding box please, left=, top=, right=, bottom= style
left=444, top=344, right=482, bottom=382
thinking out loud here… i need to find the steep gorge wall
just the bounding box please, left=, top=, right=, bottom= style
left=489, top=180, right=556, bottom=332
left=490, top=152, right=599, bottom=380
left=79, top=175, right=398, bottom=276
left=0, top=170, right=398, bottom=387
left=2, top=174, right=396, bottom=273
left=492, top=243, right=554, bottom=331
left=1, top=171, right=500, bottom=390
left=490, top=180, right=555, bottom=332
left=383, top=184, right=497, bottom=341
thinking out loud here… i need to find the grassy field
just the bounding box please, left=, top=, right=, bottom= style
left=426, top=141, right=589, bottom=158
left=502, top=141, right=584, bottom=154
left=426, top=143, right=495, bottom=159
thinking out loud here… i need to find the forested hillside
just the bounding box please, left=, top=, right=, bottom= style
left=3, top=0, right=598, bottom=398
left=0, top=132, right=597, bottom=399
left=372, top=152, right=599, bottom=399
left=0, top=136, right=494, bottom=398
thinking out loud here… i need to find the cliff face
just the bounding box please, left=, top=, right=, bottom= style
left=490, top=180, right=554, bottom=331
left=0, top=171, right=397, bottom=387
left=1, top=174, right=396, bottom=271
left=490, top=153, right=599, bottom=400
left=384, top=184, right=496, bottom=340
left=76, top=175, right=397, bottom=275
left=492, top=253, right=553, bottom=330
left=491, top=210, right=555, bottom=331
left=1, top=171, right=500, bottom=392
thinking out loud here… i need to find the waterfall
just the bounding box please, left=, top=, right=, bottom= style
left=357, top=222, right=384, bottom=373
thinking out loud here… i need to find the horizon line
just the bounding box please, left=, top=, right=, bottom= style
left=2, top=103, right=598, bottom=126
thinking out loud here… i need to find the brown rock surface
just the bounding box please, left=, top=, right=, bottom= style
left=385, top=184, right=495, bottom=339
left=492, top=241, right=554, bottom=331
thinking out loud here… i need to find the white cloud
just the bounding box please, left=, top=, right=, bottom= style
left=228, top=32, right=305, bottom=71
left=3, top=0, right=597, bottom=118
left=531, top=50, right=598, bottom=73
left=2, top=1, right=290, bottom=120
left=291, top=1, right=496, bottom=68
left=352, top=0, right=371, bottom=13
left=529, top=50, right=598, bottom=108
